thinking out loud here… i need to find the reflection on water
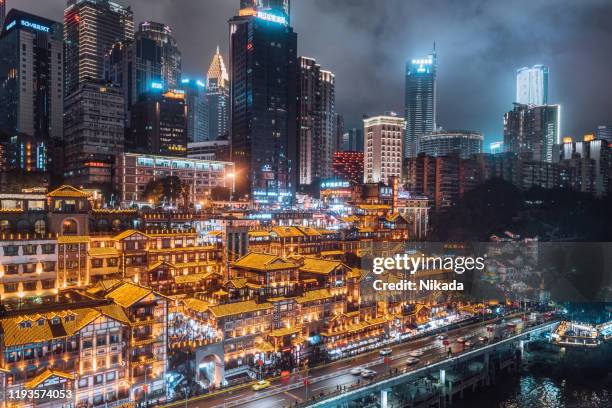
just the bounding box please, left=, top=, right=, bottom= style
left=455, top=375, right=611, bottom=408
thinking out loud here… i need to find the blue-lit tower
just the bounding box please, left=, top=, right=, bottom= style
left=404, top=49, right=437, bottom=159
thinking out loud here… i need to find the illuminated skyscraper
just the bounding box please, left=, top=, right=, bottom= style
left=364, top=113, right=405, bottom=184
left=297, top=57, right=336, bottom=186
left=64, top=0, right=134, bottom=96
left=0, top=10, right=63, bottom=140
left=181, top=78, right=208, bottom=143
left=206, top=46, right=229, bottom=140
left=105, top=35, right=162, bottom=118
left=405, top=50, right=437, bottom=158
left=128, top=89, right=188, bottom=156
left=138, top=21, right=182, bottom=89
left=504, top=103, right=560, bottom=162
left=240, top=0, right=290, bottom=21
left=230, top=1, right=298, bottom=205
left=516, top=65, right=548, bottom=105
left=419, top=130, right=483, bottom=159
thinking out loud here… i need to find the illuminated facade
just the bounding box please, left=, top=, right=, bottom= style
left=364, top=114, right=405, bottom=184
left=128, top=90, right=188, bottom=157
left=404, top=51, right=437, bottom=158
left=230, top=3, right=298, bottom=205
left=138, top=21, right=182, bottom=90
left=205, top=47, right=230, bottom=141
left=114, top=152, right=235, bottom=205
left=297, top=57, right=336, bottom=186
left=64, top=0, right=134, bottom=96
left=181, top=78, right=208, bottom=143
left=419, top=130, right=483, bottom=159
left=516, top=64, right=548, bottom=105
left=332, top=151, right=364, bottom=184
left=504, top=103, right=560, bottom=162
left=0, top=10, right=63, bottom=141
left=63, top=80, right=125, bottom=188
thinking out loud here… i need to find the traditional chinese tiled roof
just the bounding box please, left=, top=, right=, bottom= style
left=105, top=281, right=155, bottom=308
left=182, top=298, right=210, bottom=313
left=269, top=326, right=301, bottom=337
left=113, top=229, right=151, bottom=241
left=47, top=185, right=91, bottom=198
left=296, top=288, right=333, bottom=304
left=25, top=368, right=74, bottom=389
left=271, top=226, right=304, bottom=238
left=232, top=252, right=297, bottom=271
left=57, top=235, right=89, bottom=244
left=0, top=306, right=128, bottom=347
left=209, top=300, right=272, bottom=318
left=298, top=257, right=344, bottom=275
left=248, top=230, right=271, bottom=238
left=175, top=272, right=217, bottom=284
left=357, top=204, right=390, bottom=210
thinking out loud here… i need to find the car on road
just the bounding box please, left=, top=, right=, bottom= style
left=361, top=369, right=377, bottom=379
left=464, top=340, right=473, bottom=348
left=252, top=380, right=271, bottom=391
left=349, top=367, right=364, bottom=375
left=406, top=357, right=420, bottom=365
left=478, top=336, right=488, bottom=342
left=379, top=348, right=393, bottom=356
left=437, top=334, right=448, bottom=340
left=409, top=350, right=424, bottom=357
left=456, top=337, right=466, bottom=343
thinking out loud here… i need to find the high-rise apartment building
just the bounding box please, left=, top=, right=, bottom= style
left=128, top=90, right=188, bottom=156
left=64, top=0, right=134, bottom=96
left=419, top=130, right=483, bottom=159
left=0, top=10, right=63, bottom=140
left=181, top=78, right=208, bottom=143
left=404, top=51, right=437, bottom=158
left=63, top=80, right=125, bottom=188
left=595, top=125, right=612, bottom=144
left=342, top=128, right=364, bottom=152
left=297, top=57, right=336, bottom=186
left=138, top=21, right=182, bottom=89
left=206, top=46, right=229, bottom=140
left=404, top=154, right=482, bottom=210
left=516, top=65, right=548, bottom=105
left=105, top=33, right=162, bottom=116
left=363, top=114, right=405, bottom=184
left=230, top=2, right=298, bottom=205
left=504, top=103, right=560, bottom=162
left=555, top=135, right=610, bottom=197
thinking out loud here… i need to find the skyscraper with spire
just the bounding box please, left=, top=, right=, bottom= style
left=205, top=46, right=229, bottom=141
left=404, top=46, right=438, bottom=159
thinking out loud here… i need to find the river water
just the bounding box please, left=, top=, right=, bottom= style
left=454, top=374, right=612, bottom=408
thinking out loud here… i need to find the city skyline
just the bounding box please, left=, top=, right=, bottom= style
left=15, top=0, right=612, bottom=147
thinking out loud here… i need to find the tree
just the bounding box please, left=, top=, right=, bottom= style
left=210, top=186, right=231, bottom=201
left=143, top=176, right=189, bottom=207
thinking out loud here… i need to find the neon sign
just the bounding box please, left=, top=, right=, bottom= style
left=20, top=20, right=51, bottom=33
left=5, top=20, right=16, bottom=31
left=257, top=11, right=287, bottom=25
left=150, top=82, right=163, bottom=90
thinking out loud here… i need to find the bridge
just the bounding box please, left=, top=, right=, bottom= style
left=302, top=320, right=559, bottom=408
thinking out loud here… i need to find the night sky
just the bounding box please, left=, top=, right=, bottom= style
left=15, top=0, right=612, bottom=147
